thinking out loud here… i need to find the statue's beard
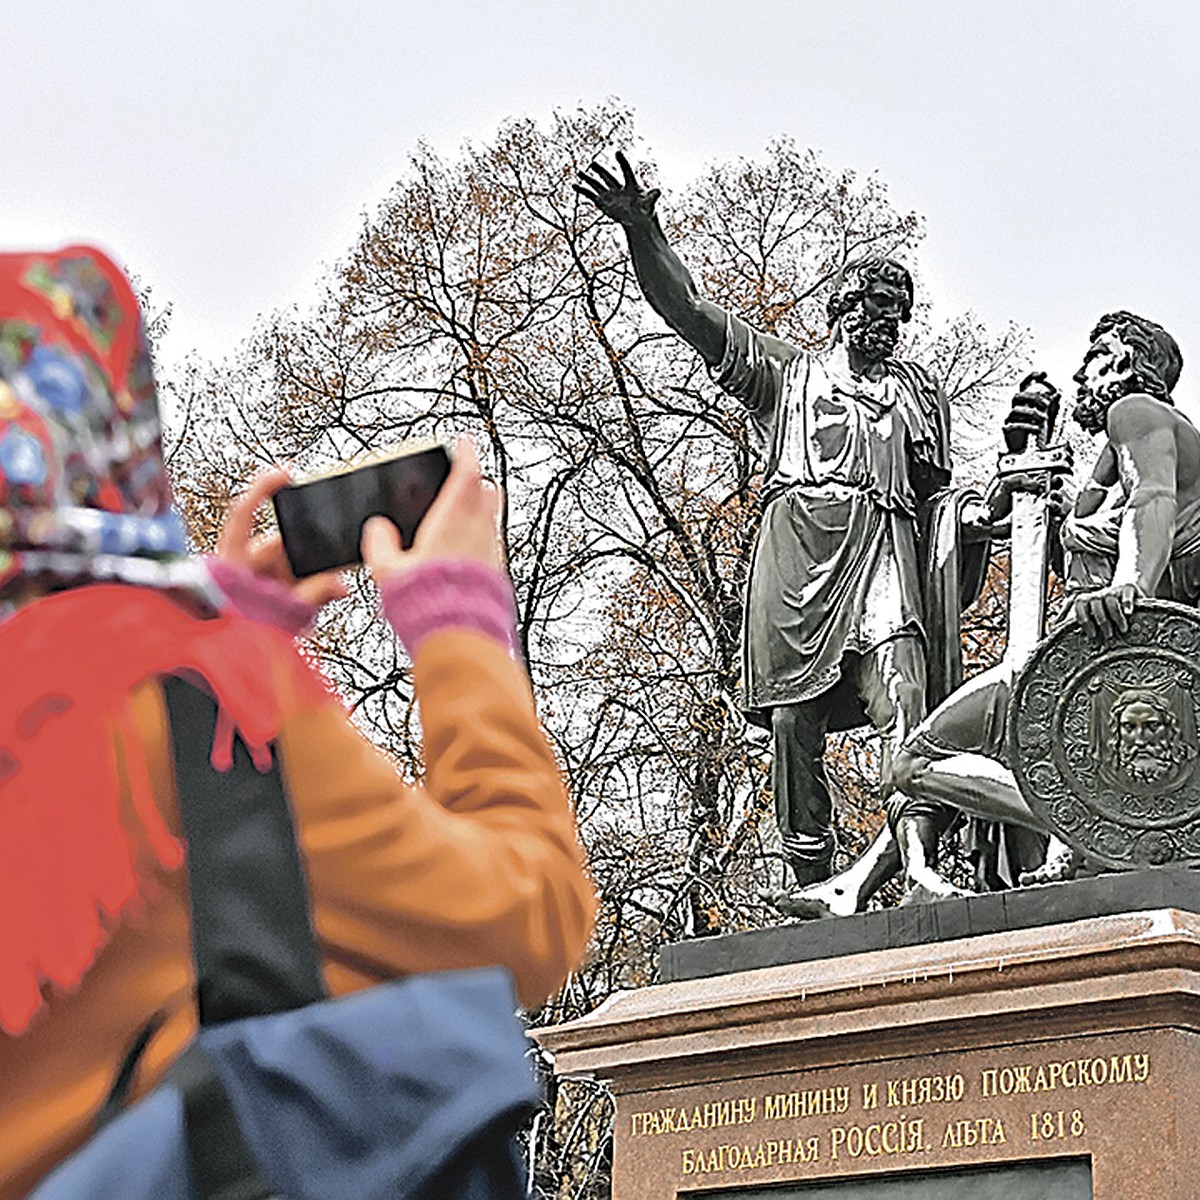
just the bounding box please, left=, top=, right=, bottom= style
left=1120, top=746, right=1176, bottom=783
left=1072, top=371, right=1139, bottom=434
left=1073, top=390, right=1115, bottom=435
left=842, top=309, right=900, bottom=361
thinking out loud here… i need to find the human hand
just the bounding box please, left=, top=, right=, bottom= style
left=1072, top=582, right=1142, bottom=642
left=574, top=151, right=661, bottom=227
left=1046, top=471, right=1074, bottom=520
left=984, top=456, right=1073, bottom=525
left=1003, top=372, right=1061, bottom=453
left=217, top=469, right=349, bottom=609
left=361, top=436, right=505, bottom=587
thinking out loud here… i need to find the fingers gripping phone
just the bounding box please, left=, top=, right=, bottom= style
left=272, top=443, right=452, bottom=578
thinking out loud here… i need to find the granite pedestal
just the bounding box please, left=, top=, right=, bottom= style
left=535, top=872, right=1200, bottom=1198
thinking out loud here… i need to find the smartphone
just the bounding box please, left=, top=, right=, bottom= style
left=272, top=443, right=452, bottom=577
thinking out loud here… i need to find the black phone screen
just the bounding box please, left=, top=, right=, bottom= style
left=272, top=445, right=452, bottom=577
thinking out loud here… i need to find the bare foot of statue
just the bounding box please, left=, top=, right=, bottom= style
left=900, top=871, right=974, bottom=907
left=1018, top=836, right=1081, bottom=886
left=763, top=826, right=905, bottom=920
left=765, top=861, right=972, bottom=918
left=760, top=878, right=859, bottom=920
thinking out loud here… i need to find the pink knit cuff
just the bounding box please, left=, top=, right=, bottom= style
left=380, top=559, right=519, bottom=658
left=206, top=557, right=320, bottom=636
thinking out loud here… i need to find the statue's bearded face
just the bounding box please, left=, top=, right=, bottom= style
left=841, top=278, right=907, bottom=362
left=1113, top=698, right=1180, bottom=783
left=1073, top=330, right=1139, bottom=433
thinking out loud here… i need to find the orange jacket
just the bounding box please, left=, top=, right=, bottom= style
left=0, top=590, right=595, bottom=1198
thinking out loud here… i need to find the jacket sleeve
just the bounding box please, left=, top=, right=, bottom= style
left=276, top=629, right=596, bottom=1009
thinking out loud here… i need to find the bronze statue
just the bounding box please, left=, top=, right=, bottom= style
left=794, top=310, right=1200, bottom=901
left=575, top=153, right=981, bottom=890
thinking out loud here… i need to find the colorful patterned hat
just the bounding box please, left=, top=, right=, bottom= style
left=0, top=246, right=206, bottom=603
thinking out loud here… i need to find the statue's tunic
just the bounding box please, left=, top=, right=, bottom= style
left=712, top=314, right=951, bottom=723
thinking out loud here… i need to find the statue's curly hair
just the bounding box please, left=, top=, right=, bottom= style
left=1086, top=311, right=1182, bottom=403
left=825, top=256, right=914, bottom=328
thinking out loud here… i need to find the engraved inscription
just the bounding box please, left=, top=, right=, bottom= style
left=940, top=1117, right=1007, bottom=1148
left=631, top=1097, right=757, bottom=1137
left=682, top=1137, right=820, bottom=1176
left=1028, top=1109, right=1086, bottom=1141
left=647, top=1041, right=1148, bottom=1182
left=829, top=1117, right=929, bottom=1160
left=980, top=1052, right=1150, bottom=1096
left=763, top=1086, right=850, bottom=1119
left=885, top=1072, right=966, bottom=1108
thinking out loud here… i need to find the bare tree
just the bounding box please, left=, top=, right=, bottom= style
left=164, top=103, right=1029, bottom=1199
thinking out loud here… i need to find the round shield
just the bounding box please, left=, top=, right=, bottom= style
left=1008, top=599, right=1200, bottom=871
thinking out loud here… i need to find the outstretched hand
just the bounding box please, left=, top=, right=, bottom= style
left=574, top=151, right=660, bottom=226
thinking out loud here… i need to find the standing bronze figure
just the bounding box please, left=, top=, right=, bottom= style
left=577, top=153, right=973, bottom=889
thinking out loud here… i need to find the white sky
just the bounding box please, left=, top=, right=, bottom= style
left=9, top=0, right=1200, bottom=421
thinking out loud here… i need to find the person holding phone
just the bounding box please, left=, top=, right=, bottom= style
left=0, top=245, right=596, bottom=1198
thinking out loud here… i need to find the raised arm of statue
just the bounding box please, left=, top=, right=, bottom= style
left=575, top=152, right=727, bottom=367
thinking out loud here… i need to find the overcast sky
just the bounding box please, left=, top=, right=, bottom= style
left=9, top=0, right=1200, bottom=422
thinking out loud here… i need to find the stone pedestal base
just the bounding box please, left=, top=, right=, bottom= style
left=535, top=906, right=1200, bottom=1198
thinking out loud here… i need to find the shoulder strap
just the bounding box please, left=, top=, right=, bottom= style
left=162, top=674, right=326, bottom=1024
left=161, top=673, right=327, bottom=1200
left=171, top=1044, right=279, bottom=1200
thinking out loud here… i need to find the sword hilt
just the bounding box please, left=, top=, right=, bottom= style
left=997, top=442, right=1072, bottom=481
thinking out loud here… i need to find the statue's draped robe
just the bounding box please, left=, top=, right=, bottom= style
left=712, top=315, right=954, bottom=729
